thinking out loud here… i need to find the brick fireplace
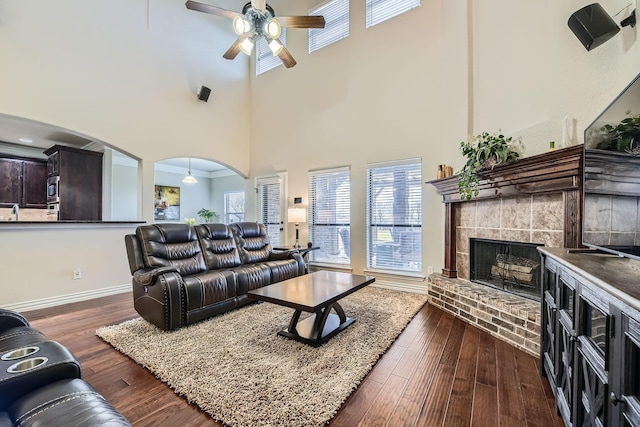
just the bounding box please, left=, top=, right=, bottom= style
left=428, top=145, right=582, bottom=356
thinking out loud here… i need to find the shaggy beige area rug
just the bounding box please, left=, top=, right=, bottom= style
left=97, top=286, right=427, bottom=427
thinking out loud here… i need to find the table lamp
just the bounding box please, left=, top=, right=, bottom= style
left=287, top=207, right=306, bottom=249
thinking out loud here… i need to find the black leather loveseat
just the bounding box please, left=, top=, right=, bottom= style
left=125, top=222, right=307, bottom=331
left=0, top=309, right=131, bottom=426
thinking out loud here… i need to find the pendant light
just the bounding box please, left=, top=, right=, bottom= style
left=183, top=158, right=198, bottom=184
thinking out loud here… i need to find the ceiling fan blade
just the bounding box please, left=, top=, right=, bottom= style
left=251, top=0, right=266, bottom=11
left=223, top=34, right=251, bottom=60
left=185, top=0, right=241, bottom=20
left=277, top=46, right=297, bottom=68
left=276, top=15, right=325, bottom=29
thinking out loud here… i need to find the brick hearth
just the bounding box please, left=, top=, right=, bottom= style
left=428, top=274, right=540, bottom=356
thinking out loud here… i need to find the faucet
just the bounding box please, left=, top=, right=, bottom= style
left=11, top=204, right=19, bottom=221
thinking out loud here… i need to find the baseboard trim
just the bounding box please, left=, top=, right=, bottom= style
left=371, top=280, right=428, bottom=295
left=4, top=284, right=131, bottom=313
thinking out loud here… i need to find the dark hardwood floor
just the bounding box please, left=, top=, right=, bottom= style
left=22, top=292, right=563, bottom=427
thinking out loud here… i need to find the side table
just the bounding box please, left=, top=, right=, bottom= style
left=274, top=246, right=319, bottom=271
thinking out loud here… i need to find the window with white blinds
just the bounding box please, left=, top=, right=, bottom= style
left=256, top=176, right=283, bottom=247
left=308, top=167, right=350, bottom=265
left=256, top=29, right=287, bottom=75
left=366, top=159, right=422, bottom=272
left=366, top=0, right=420, bottom=28
left=309, top=0, right=349, bottom=53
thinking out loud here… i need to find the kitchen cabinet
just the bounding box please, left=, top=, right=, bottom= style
left=43, top=145, right=102, bottom=221
left=539, top=248, right=640, bottom=427
left=46, top=151, right=59, bottom=176
left=0, top=156, right=47, bottom=208
left=22, top=160, right=47, bottom=207
left=611, top=305, right=640, bottom=426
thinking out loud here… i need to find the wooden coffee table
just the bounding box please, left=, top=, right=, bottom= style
left=247, top=271, right=375, bottom=347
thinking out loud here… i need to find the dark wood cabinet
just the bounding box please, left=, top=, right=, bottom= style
left=44, top=145, right=103, bottom=221
left=0, top=156, right=47, bottom=208
left=0, top=157, right=22, bottom=206
left=540, top=248, right=640, bottom=427
left=22, top=160, right=47, bottom=207
left=46, top=151, right=60, bottom=177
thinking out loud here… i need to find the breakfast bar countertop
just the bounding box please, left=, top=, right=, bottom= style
left=0, top=220, right=145, bottom=229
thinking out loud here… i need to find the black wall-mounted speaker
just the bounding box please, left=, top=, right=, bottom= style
left=568, top=3, right=620, bottom=51
left=197, top=86, right=211, bottom=102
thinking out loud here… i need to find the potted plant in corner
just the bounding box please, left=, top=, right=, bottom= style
left=458, top=131, right=522, bottom=200
left=197, top=208, right=219, bottom=223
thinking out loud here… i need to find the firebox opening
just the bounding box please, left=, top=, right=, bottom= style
left=470, top=238, right=543, bottom=302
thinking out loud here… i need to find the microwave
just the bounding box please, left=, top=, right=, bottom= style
left=47, top=176, right=60, bottom=203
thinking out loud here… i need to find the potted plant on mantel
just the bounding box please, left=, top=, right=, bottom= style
left=197, top=208, right=219, bottom=223
left=458, top=131, right=522, bottom=200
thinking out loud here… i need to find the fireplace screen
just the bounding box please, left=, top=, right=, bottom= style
left=470, top=238, right=543, bottom=301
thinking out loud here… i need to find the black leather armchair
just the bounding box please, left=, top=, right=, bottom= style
left=0, top=310, right=131, bottom=426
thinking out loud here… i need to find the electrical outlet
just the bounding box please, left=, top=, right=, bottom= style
left=73, top=268, right=82, bottom=280
left=427, top=266, right=434, bottom=274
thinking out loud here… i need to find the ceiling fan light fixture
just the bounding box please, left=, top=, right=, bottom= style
left=233, top=16, right=251, bottom=34
left=268, top=38, right=284, bottom=55
left=264, top=18, right=281, bottom=38
left=239, top=37, right=255, bottom=55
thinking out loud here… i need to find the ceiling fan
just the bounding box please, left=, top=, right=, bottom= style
left=185, top=0, right=325, bottom=68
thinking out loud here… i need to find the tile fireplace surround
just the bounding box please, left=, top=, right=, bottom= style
left=429, top=145, right=582, bottom=356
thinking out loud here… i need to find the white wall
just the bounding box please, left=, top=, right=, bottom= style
left=0, top=0, right=250, bottom=308
left=1, top=0, right=639, bottom=307
left=111, top=164, right=139, bottom=221
left=248, top=0, right=640, bottom=278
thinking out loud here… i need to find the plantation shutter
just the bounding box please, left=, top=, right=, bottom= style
left=308, top=166, right=350, bottom=265
left=366, top=158, right=422, bottom=272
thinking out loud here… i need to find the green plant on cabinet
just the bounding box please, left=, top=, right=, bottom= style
left=596, top=114, right=640, bottom=154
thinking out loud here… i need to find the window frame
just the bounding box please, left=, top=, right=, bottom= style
left=307, top=166, right=351, bottom=266
left=365, top=0, right=420, bottom=28
left=309, top=0, right=349, bottom=53
left=223, top=190, right=245, bottom=224
left=366, top=158, right=422, bottom=273
left=256, top=29, right=287, bottom=75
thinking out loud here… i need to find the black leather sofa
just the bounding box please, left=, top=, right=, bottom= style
left=0, top=309, right=131, bottom=427
left=125, top=222, right=307, bottom=330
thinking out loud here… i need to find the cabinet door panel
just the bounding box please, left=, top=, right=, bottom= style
left=544, top=291, right=558, bottom=386
left=22, top=160, right=47, bottom=207
left=47, top=151, right=59, bottom=176
left=620, top=314, right=640, bottom=427
left=558, top=320, right=576, bottom=426
left=577, top=337, right=608, bottom=427
left=542, top=256, right=559, bottom=384
left=0, top=158, right=22, bottom=207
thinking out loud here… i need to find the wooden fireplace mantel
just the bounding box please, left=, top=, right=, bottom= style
left=428, top=145, right=583, bottom=278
